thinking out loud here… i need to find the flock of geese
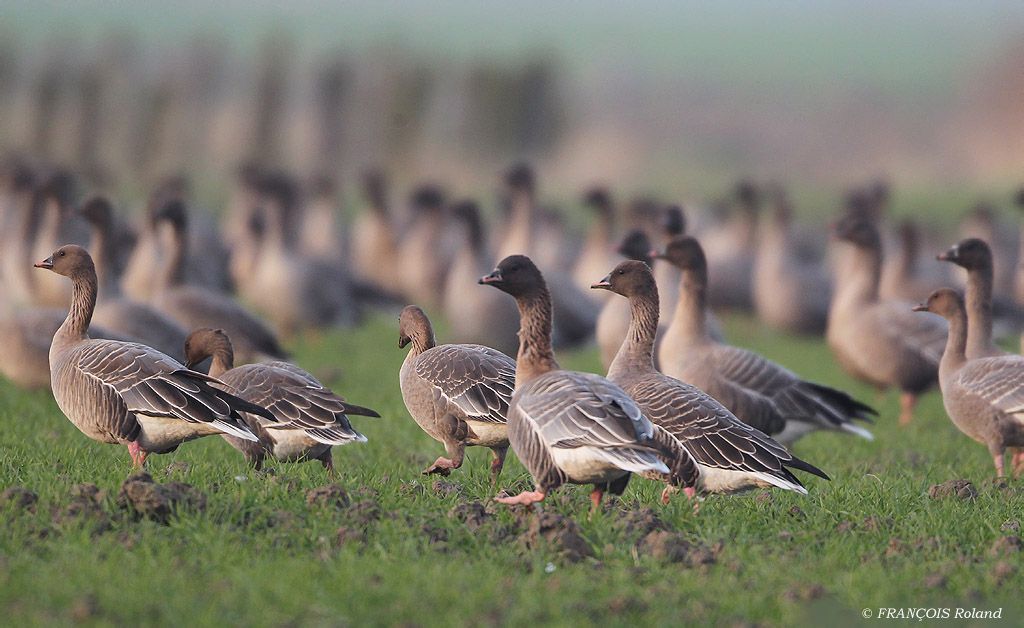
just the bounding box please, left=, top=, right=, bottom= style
left=4, top=157, right=1024, bottom=511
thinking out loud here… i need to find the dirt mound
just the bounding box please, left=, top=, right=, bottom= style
left=1, top=486, right=38, bottom=511
left=928, top=480, right=977, bottom=500
left=117, top=472, right=207, bottom=523
left=306, top=484, right=350, bottom=509
left=638, top=530, right=718, bottom=566
left=519, top=511, right=593, bottom=563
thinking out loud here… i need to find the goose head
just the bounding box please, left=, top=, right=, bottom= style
left=34, top=244, right=94, bottom=278
left=591, top=259, right=655, bottom=298
left=912, top=288, right=963, bottom=320
left=652, top=235, right=706, bottom=273
left=398, top=305, right=432, bottom=349
left=937, top=238, right=992, bottom=271
left=616, top=229, right=653, bottom=266
left=479, top=254, right=544, bottom=298
left=184, top=328, right=234, bottom=369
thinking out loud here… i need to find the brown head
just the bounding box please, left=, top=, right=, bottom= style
left=652, top=235, right=707, bottom=273
left=410, top=184, right=445, bottom=215
left=735, top=179, right=760, bottom=212
left=398, top=305, right=434, bottom=350
left=582, top=186, right=613, bottom=217
left=184, top=328, right=235, bottom=369
left=451, top=199, right=484, bottom=248
left=34, top=244, right=94, bottom=279
left=79, top=195, right=114, bottom=229
left=912, top=288, right=963, bottom=320
left=35, top=170, right=78, bottom=215
left=616, top=230, right=653, bottom=266
left=503, top=162, right=535, bottom=196
left=832, top=213, right=881, bottom=250
left=591, top=260, right=656, bottom=299
left=479, top=254, right=546, bottom=300
left=153, top=197, right=188, bottom=233
left=661, top=205, right=686, bottom=237
left=936, top=238, right=992, bottom=272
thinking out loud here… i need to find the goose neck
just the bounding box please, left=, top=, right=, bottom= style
left=608, top=290, right=658, bottom=379
left=964, top=266, right=994, bottom=357
left=514, top=288, right=559, bottom=386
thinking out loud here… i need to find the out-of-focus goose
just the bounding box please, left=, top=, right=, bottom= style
left=479, top=255, right=698, bottom=509
left=496, top=163, right=536, bottom=260
left=0, top=162, right=40, bottom=306
left=299, top=174, right=346, bottom=266
left=828, top=215, right=946, bottom=424
left=700, top=181, right=758, bottom=311
left=752, top=187, right=830, bottom=334
left=937, top=239, right=1006, bottom=359
left=151, top=199, right=287, bottom=364
left=80, top=196, right=188, bottom=361
left=572, top=187, right=618, bottom=302
left=397, top=185, right=450, bottom=312
left=657, top=236, right=875, bottom=443
left=913, top=288, right=1024, bottom=478
left=958, top=203, right=1016, bottom=299
left=880, top=219, right=949, bottom=302
left=398, top=305, right=514, bottom=483
left=594, top=260, right=829, bottom=497
left=30, top=172, right=83, bottom=308
left=184, top=328, right=378, bottom=473
left=653, top=205, right=685, bottom=323
left=442, top=200, right=519, bottom=356
left=351, top=169, right=401, bottom=292
left=34, top=245, right=274, bottom=466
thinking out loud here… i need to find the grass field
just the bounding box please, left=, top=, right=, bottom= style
left=1, top=310, right=1022, bottom=627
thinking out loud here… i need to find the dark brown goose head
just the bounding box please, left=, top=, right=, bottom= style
left=452, top=199, right=484, bottom=248
left=591, top=259, right=655, bottom=297
left=361, top=168, right=388, bottom=212
left=479, top=254, right=545, bottom=299
left=398, top=305, right=434, bottom=350
left=35, top=170, right=78, bottom=215
left=582, top=186, right=613, bottom=217
left=153, top=197, right=188, bottom=233
left=616, top=229, right=653, bottom=266
left=832, top=213, right=881, bottom=250
left=912, top=287, right=963, bottom=319
left=661, top=205, right=686, bottom=237
left=34, top=244, right=93, bottom=278
left=79, top=195, right=114, bottom=228
left=410, top=184, right=445, bottom=215
left=937, top=238, right=992, bottom=271
left=184, top=328, right=234, bottom=370
left=735, top=179, right=760, bottom=213
left=652, top=235, right=707, bottom=273
left=503, top=162, right=535, bottom=196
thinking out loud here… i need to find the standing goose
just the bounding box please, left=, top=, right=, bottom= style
left=880, top=219, right=949, bottom=302
left=184, top=328, right=379, bottom=473
left=594, top=260, right=829, bottom=497
left=398, top=305, right=514, bottom=483
left=936, top=239, right=1005, bottom=359
left=572, top=187, right=618, bottom=303
left=151, top=198, right=287, bottom=364
left=828, top=215, right=946, bottom=424
left=913, top=289, right=1024, bottom=478
left=479, top=255, right=698, bottom=509
left=596, top=230, right=655, bottom=370
left=653, top=205, right=685, bottom=324
left=657, top=236, right=875, bottom=443
left=699, top=181, right=758, bottom=312
left=35, top=245, right=275, bottom=466
left=80, top=196, right=188, bottom=361
left=30, top=172, right=84, bottom=308
left=397, top=185, right=451, bottom=312
left=351, top=169, right=401, bottom=293
left=442, top=200, right=520, bottom=356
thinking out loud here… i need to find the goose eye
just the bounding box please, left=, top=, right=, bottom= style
left=59, top=251, right=65, bottom=257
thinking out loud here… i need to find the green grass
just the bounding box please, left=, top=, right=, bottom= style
left=2, top=312, right=1022, bottom=626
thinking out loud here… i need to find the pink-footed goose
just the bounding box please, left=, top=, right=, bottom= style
left=479, top=255, right=698, bottom=510
left=398, top=305, right=514, bottom=483
left=594, top=260, right=829, bottom=497
left=184, top=328, right=379, bottom=473
left=958, top=203, right=1016, bottom=299
left=30, top=172, right=85, bottom=308
left=880, top=219, right=950, bottom=302
left=653, top=205, right=685, bottom=324
left=596, top=230, right=655, bottom=370
left=828, top=215, right=946, bottom=424
left=351, top=169, right=402, bottom=294
left=913, top=289, right=1024, bottom=478
left=442, top=200, right=520, bottom=356
left=657, top=236, right=875, bottom=443
left=0, top=162, right=40, bottom=306
left=397, top=185, right=451, bottom=312
left=699, top=181, right=758, bottom=312
left=936, top=239, right=1005, bottom=359
left=34, top=245, right=275, bottom=466
left=572, top=187, right=618, bottom=303
left=151, top=199, right=287, bottom=364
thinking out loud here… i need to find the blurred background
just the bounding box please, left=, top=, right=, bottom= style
left=1, top=0, right=1022, bottom=215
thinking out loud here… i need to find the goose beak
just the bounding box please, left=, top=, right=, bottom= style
left=33, top=256, right=53, bottom=270
left=591, top=275, right=612, bottom=290
left=936, top=248, right=955, bottom=262
left=398, top=334, right=410, bottom=349
left=911, top=303, right=928, bottom=312
left=649, top=248, right=664, bottom=260
left=479, top=269, right=503, bottom=285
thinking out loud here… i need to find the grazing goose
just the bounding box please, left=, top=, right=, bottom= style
left=752, top=187, right=830, bottom=334
left=35, top=245, right=274, bottom=466
left=398, top=305, right=514, bottom=482
left=397, top=185, right=451, bottom=312
left=184, top=328, right=378, bottom=473
left=442, top=200, right=520, bottom=356
left=479, top=256, right=698, bottom=509
left=80, top=196, right=188, bottom=361
left=657, top=236, right=875, bottom=443
left=594, top=260, right=829, bottom=497
left=596, top=230, right=654, bottom=370
left=913, top=289, right=1024, bottom=478
left=572, top=187, right=618, bottom=303
left=937, top=239, right=1006, bottom=359
left=828, top=215, right=947, bottom=424
left=151, top=199, right=287, bottom=364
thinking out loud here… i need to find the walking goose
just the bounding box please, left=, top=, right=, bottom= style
left=594, top=260, right=829, bottom=497
left=828, top=215, right=946, bottom=424
left=34, top=245, right=274, bottom=466
left=151, top=199, right=287, bottom=364
left=184, top=328, right=379, bottom=472
left=657, top=236, right=875, bottom=443
left=398, top=305, right=514, bottom=482
left=479, top=255, right=698, bottom=509
left=913, top=289, right=1024, bottom=477
left=937, top=239, right=1006, bottom=359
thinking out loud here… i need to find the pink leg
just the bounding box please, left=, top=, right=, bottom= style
left=495, top=490, right=546, bottom=506
left=422, top=456, right=460, bottom=476
left=589, top=488, right=603, bottom=513
left=1010, top=449, right=1024, bottom=477
left=994, top=452, right=1006, bottom=479
left=661, top=486, right=677, bottom=505
left=127, top=441, right=148, bottom=468
left=899, top=393, right=916, bottom=426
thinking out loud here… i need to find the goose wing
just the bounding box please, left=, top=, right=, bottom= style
left=415, top=344, right=515, bottom=424
left=958, top=357, right=1024, bottom=420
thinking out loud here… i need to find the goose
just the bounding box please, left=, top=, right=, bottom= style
left=828, top=215, right=946, bottom=424
left=936, top=239, right=1006, bottom=359
left=479, top=255, right=698, bottom=509
left=442, top=200, right=520, bottom=356
left=572, top=187, right=618, bottom=302
left=699, top=181, right=757, bottom=312
left=150, top=198, right=287, bottom=364
left=653, top=205, right=685, bottom=324
left=752, top=187, right=830, bottom=334
left=34, top=245, right=275, bottom=466
left=0, top=161, right=40, bottom=306
left=351, top=169, right=402, bottom=293
left=495, top=163, right=536, bottom=260
left=594, top=260, right=829, bottom=497
left=657, top=235, right=875, bottom=443
left=79, top=196, right=188, bottom=361
left=958, top=203, right=1016, bottom=299
left=397, top=185, right=451, bottom=312
left=398, top=305, right=514, bottom=483
left=30, top=171, right=85, bottom=308
left=299, top=174, right=346, bottom=266
left=880, top=219, right=949, bottom=302
left=596, top=230, right=654, bottom=370
left=913, top=288, right=1024, bottom=478
left=184, top=328, right=379, bottom=473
